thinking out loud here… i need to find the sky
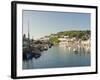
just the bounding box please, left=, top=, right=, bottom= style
left=23, top=10, right=90, bottom=39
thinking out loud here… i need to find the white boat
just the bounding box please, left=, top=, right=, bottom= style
left=73, top=48, right=78, bottom=52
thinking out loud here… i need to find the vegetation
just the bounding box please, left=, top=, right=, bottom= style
left=49, top=30, right=90, bottom=44
left=49, top=37, right=60, bottom=45
left=57, top=30, right=90, bottom=38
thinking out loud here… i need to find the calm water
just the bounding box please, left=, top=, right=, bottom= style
left=23, top=46, right=90, bottom=69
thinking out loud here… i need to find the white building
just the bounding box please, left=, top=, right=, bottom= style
left=58, top=37, right=69, bottom=47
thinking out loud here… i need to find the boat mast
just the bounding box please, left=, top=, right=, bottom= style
left=28, top=18, right=30, bottom=48
left=28, top=19, right=30, bottom=40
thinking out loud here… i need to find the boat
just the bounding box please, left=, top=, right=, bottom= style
left=73, top=48, right=78, bottom=52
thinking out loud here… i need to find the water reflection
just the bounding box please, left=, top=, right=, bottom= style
left=23, top=46, right=90, bottom=69
left=23, top=52, right=41, bottom=61
left=59, top=45, right=90, bottom=56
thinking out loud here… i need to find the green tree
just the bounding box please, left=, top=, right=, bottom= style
left=49, top=37, right=59, bottom=44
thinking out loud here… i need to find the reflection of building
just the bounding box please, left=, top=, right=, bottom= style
left=81, top=38, right=91, bottom=53
left=81, top=38, right=91, bottom=47
left=58, top=35, right=91, bottom=51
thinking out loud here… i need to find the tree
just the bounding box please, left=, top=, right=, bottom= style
left=49, top=37, right=59, bottom=44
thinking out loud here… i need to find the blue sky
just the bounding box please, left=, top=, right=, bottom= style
left=23, top=10, right=90, bottom=39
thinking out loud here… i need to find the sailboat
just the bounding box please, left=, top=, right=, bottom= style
left=23, top=19, right=41, bottom=60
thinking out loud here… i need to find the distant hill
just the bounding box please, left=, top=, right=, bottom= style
left=49, top=30, right=90, bottom=44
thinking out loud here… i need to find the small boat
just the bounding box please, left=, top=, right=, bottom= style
left=73, top=48, right=78, bottom=52
left=43, top=46, right=48, bottom=50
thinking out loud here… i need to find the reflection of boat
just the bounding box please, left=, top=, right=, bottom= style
left=23, top=51, right=41, bottom=60
left=34, top=53, right=41, bottom=59
left=23, top=52, right=31, bottom=60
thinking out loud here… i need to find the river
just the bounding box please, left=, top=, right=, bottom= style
left=23, top=46, right=90, bottom=69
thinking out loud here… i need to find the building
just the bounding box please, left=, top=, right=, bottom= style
left=58, top=36, right=69, bottom=47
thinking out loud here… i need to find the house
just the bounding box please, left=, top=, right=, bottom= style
left=58, top=37, right=69, bottom=47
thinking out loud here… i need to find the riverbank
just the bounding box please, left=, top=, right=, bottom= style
left=58, top=38, right=90, bottom=53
